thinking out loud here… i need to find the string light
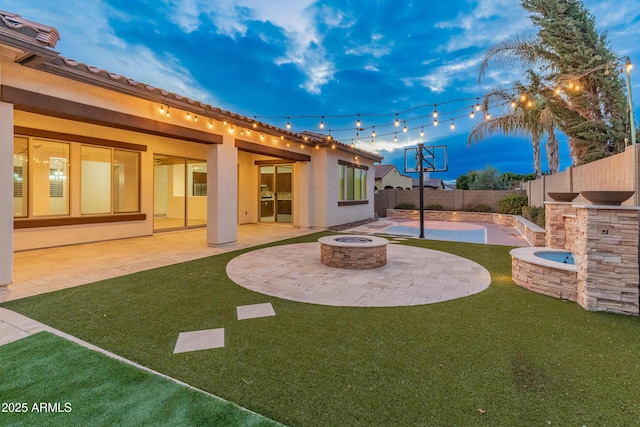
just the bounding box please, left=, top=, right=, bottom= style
left=433, top=118, right=438, bottom=126
left=450, top=119, right=455, bottom=130
left=395, top=114, right=400, bottom=127
left=159, top=105, right=165, bottom=114
left=240, top=128, right=244, bottom=136
left=223, top=120, right=227, bottom=126
left=394, top=132, right=398, bottom=142
left=485, top=111, right=491, bottom=120
left=253, top=122, right=257, bottom=128
left=372, top=126, right=376, bottom=137
left=403, top=121, right=407, bottom=133
left=229, top=125, right=234, bottom=133
left=260, top=133, right=264, bottom=140
left=166, top=106, right=170, bottom=117
left=475, top=98, right=481, bottom=111
left=320, top=116, right=325, bottom=129
left=470, top=108, right=475, bottom=119
left=187, top=112, right=191, bottom=120
left=420, top=126, right=424, bottom=137
left=356, top=114, right=361, bottom=127
left=209, top=119, right=214, bottom=128
left=433, top=105, right=438, bottom=118
left=511, top=100, right=517, bottom=108
left=194, top=115, right=198, bottom=122
left=286, top=117, right=291, bottom=129
left=520, top=94, right=527, bottom=102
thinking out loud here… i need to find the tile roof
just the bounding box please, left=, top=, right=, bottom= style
left=0, top=10, right=59, bottom=48
left=374, top=164, right=396, bottom=179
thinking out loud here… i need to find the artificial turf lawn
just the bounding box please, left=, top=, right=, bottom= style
left=3, top=232, right=640, bottom=426
left=0, top=332, right=279, bottom=426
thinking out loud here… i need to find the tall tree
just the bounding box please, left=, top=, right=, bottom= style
left=477, top=0, right=628, bottom=166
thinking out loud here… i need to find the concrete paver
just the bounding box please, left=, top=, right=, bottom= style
left=226, top=242, right=491, bottom=307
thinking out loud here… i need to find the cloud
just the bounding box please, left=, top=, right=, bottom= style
left=161, top=0, right=349, bottom=94
left=406, top=56, right=483, bottom=93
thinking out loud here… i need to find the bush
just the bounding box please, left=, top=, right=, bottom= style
left=497, top=194, right=529, bottom=215
left=462, top=204, right=493, bottom=212
left=521, top=205, right=546, bottom=228
left=394, top=203, right=416, bottom=210
left=424, top=204, right=447, bottom=211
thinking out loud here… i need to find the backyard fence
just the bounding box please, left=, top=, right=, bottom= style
left=374, top=189, right=524, bottom=217
left=526, top=145, right=639, bottom=206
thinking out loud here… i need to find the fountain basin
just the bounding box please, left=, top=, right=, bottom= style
left=510, top=247, right=577, bottom=301
left=319, top=235, right=388, bottom=269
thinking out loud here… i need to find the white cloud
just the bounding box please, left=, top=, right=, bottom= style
left=408, top=56, right=483, bottom=92
left=162, top=0, right=348, bottom=94
left=436, top=0, right=531, bottom=53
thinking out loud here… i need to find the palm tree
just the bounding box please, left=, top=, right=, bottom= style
left=468, top=85, right=561, bottom=177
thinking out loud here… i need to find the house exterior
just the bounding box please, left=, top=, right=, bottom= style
left=0, top=11, right=382, bottom=287
left=374, top=164, right=412, bottom=190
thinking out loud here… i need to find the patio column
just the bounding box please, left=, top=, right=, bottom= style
left=206, top=136, right=238, bottom=246
left=0, top=101, right=13, bottom=286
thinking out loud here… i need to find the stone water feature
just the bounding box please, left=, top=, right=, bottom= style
left=511, top=191, right=640, bottom=315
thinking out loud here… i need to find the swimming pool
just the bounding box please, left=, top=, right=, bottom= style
left=379, top=224, right=487, bottom=244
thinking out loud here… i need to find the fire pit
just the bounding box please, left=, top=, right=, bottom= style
left=319, top=235, right=388, bottom=269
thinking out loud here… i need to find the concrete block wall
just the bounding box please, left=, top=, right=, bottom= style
left=527, top=145, right=639, bottom=206
left=375, top=189, right=525, bottom=217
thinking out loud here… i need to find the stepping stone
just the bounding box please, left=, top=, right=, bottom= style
left=237, top=303, right=276, bottom=320
left=173, top=328, right=224, bottom=354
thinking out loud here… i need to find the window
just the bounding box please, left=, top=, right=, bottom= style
left=32, top=139, right=69, bottom=217
left=13, top=137, right=28, bottom=218
left=82, top=146, right=140, bottom=214
left=338, top=163, right=367, bottom=202
left=13, top=134, right=141, bottom=220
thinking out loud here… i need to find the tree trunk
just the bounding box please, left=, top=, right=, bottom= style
left=532, top=133, right=541, bottom=178
left=545, top=128, right=559, bottom=174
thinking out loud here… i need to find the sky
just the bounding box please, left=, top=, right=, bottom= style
left=4, top=0, right=640, bottom=182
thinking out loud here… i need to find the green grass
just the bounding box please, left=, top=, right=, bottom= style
left=3, top=232, right=640, bottom=426
left=0, top=332, right=279, bottom=426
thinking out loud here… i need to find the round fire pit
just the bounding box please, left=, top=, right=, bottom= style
left=319, top=235, right=388, bottom=269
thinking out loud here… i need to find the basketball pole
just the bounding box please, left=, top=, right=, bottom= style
left=418, top=143, right=425, bottom=238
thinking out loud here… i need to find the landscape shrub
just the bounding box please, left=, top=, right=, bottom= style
left=497, top=194, right=528, bottom=215
left=521, top=205, right=546, bottom=228
left=394, top=203, right=416, bottom=210
left=461, top=204, right=492, bottom=213
left=424, top=204, right=447, bottom=211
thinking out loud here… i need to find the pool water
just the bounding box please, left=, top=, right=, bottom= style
left=535, top=251, right=575, bottom=265
left=380, top=225, right=487, bottom=244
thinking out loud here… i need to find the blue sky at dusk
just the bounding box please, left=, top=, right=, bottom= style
left=5, top=0, right=640, bottom=182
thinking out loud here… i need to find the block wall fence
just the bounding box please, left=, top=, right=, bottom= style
left=527, top=145, right=639, bottom=206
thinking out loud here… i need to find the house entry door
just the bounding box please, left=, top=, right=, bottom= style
left=259, top=164, right=292, bottom=223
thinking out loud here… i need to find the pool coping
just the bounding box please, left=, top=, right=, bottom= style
left=510, top=247, right=577, bottom=272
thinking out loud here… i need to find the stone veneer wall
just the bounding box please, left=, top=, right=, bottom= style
left=320, top=244, right=387, bottom=269
left=386, top=210, right=545, bottom=246
left=545, top=203, right=576, bottom=249
left=511, top=257, right=578, bottom=301
left=574, top=207, right=640, bottom=315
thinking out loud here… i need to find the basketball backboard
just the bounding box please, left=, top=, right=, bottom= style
left=404, top=144, right=448, bottom=174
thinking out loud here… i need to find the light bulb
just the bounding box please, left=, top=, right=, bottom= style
left=187, top=112, right=191, bottom=120
left=485, top=112, right=491, bottom=120
left=395, top=114, right=400, bottom=126
left=403, top=122, right=407, bottom=133
left=626, top=61, right=633, bottom=72
left=475, top=99, right=481, bottom=111
left=420, top=126, right=424, bottom=137
left=520, top=94, right=527, bottom=102
left=356, top=114, right=361, bottom=127
left=433, top=118, right=438, bottom=126
left=286, top=118, right=291, bottom=129
left=450, top=119, right=455, bottom=130
left=470, top=109, right=475, bottom=119
left=209, top=119, right=213, bottom=128
left=372, top=126, right=376, bottom=137
left=433, top=106, right=438, bottom=118
left=166, top=107, right=170, bottom=117
left=320, top=116, right=324, bottom=129
left=511, top=100, right=517, bottom=108
left=394, top=133, right=398, bottom=142
left=160, top=105, right=165, bottom=114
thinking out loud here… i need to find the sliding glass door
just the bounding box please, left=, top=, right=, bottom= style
left=259, top=164, right=292, bottom=223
